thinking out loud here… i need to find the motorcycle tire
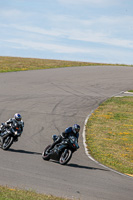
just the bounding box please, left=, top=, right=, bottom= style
left=42, top=145, right=51, bottom=160
left=2, top=136, right=14, bottom=150
left=59, top=149, right=72, bottom=165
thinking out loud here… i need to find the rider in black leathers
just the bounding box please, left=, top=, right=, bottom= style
left=48, top=124, right=80, bottom=152
left=0, top=113, right=24, bottom=145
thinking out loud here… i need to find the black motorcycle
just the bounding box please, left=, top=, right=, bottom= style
left=0, top=123, right=21, bottom=150
left=42, top=135, right=79, bottom=165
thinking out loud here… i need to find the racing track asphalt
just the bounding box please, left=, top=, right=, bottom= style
left=0, top=65, right=133, bottom=200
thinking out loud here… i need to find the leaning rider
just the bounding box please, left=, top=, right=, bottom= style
left=0, top=113, right=24, bottom=142
left=48, top=124, right=80, bottom=152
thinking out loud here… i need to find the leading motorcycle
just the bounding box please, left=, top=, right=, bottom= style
left=0, top=123, right=21, bottom=150
left=42, top=135, right=79, bottom=165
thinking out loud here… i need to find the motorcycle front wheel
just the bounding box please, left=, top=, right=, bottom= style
left=59, top=149, right=72, bottom=165
left=2, top=136, right=14, bottom=150
left=42, top=145, right=51, bottom=161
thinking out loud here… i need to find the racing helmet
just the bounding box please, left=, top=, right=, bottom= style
left=14, top=113, right=22, bottom=122
left=72, top=124, right=80, bottom=134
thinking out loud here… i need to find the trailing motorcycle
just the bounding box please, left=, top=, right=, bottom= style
left=0, top=123, right=21, bottom=150
left=42, top=135, right=79, bottom=165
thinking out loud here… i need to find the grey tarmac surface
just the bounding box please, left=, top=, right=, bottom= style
left=0, top=65, right=133, bottom=200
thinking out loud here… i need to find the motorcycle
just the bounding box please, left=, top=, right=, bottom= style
left=0, top=123, right=21, bottom=150
left=42, top=135, right=79, bottom=165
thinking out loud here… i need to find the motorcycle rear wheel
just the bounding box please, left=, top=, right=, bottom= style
left=42, top=145, right=51, bottom=160
left=2, top=136, right=14, bottom=150
left=59, top=149, right=72, bottom=165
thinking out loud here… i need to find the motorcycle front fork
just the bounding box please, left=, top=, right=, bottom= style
left=62, top=149, right=68, bottom=157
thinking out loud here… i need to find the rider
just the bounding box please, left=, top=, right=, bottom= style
left=0, top=113, right=24, bottom=142
left=48, top=124, right=80, bottom=152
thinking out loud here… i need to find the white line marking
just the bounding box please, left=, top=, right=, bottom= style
left=124, top=91, right=133, bottom=94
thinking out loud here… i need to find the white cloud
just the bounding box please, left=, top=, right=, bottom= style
left=9, top=24, right=62, bottom=37
left=81, top=15, right=133, bottom=27
left=4, top=38, right=92, bottom=53
left=0, top=8, right=35, bottom=21
left=67, top=30, right=133, bottom=48
left=3, top=21, right=132, bottom=49
left=58, top=0, right=118, bottom=6
left=0, top=9, right=21, bottom=18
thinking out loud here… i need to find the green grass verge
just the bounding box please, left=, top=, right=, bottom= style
left=86, top=96, right=133, bottom=175
left=0, top=56, right=132, bottom=73
left=0, top=186, right=70, bottom=200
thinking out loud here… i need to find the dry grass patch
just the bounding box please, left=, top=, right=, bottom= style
left=0, top=185, right=71, bottom=200
left=86, top=97, right=133, bottom=175
left=0, top=56, right=102, bottom=72
left=0, top=56, right=131, bottom=73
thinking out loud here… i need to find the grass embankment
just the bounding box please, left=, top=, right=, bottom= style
left=86, top=96, right=133, bottom=175
left=0, top=56, right=131, bottom=73
left=0, top=186, right=70, bottom=200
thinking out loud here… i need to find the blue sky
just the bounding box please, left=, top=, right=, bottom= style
left=0, top=0, right=133, bottom=64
